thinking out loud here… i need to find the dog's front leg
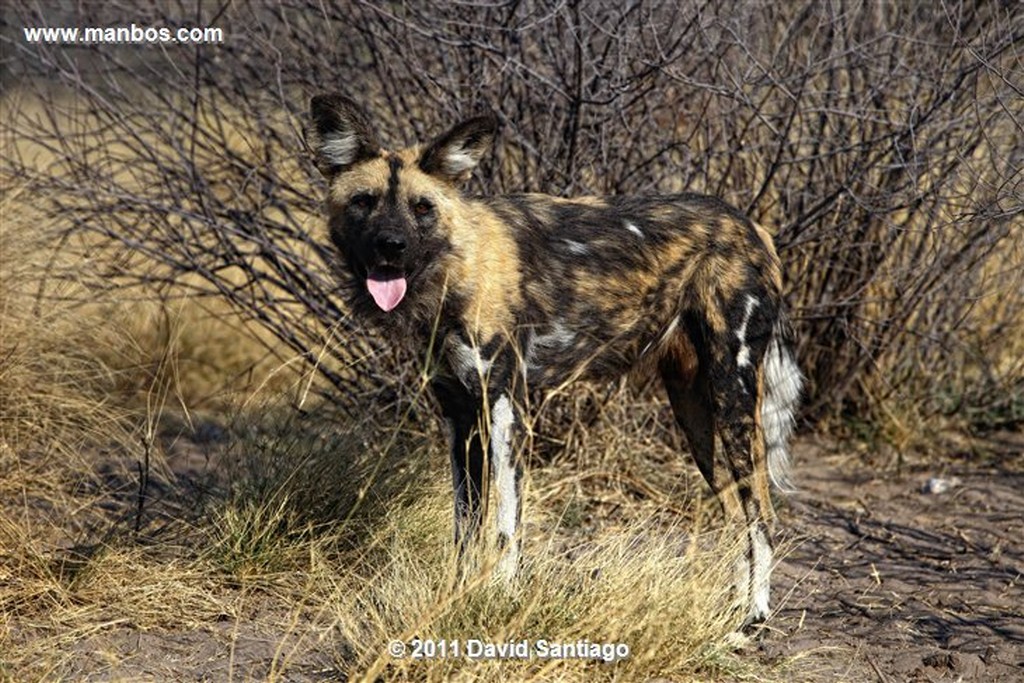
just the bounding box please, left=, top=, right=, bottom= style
left=432, top=378, right=486, bottom=563
left=488, top=392, right=522, bottom=581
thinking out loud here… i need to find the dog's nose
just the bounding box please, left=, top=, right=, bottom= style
left=374, top=232, right=406, bottom=259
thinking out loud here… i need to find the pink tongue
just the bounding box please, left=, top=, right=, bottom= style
left=366, top=276, right=407, bottom=312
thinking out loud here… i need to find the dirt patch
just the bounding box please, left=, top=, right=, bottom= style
left=56, top=620, right=343, bottom=682
left=756, top=433, right=1024, bottom=682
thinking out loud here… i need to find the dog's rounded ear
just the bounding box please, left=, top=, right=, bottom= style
left=307, top=94, right=381, bottom=177
left=419, top=112, right=498, bottom=184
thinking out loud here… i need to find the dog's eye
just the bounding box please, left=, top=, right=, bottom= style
left=350, top=193, right=375, bottom=211
left=412, top=199, right=434, bottom=217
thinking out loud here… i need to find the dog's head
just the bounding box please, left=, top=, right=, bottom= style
left=307, top=94, right=497, bottom=320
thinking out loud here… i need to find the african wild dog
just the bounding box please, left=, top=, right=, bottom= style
left=307, top=94, right=802, bottom=623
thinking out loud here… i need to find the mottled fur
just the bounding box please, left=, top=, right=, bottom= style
left=307, top=94, right=802, bottom=623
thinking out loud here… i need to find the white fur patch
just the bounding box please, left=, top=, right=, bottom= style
left=749, top=523, right=773, bottom=621
left=562, top=239, right=589, bottom=255
left=442, top=149, right=480, bottom=176
left=626, top=222, right=644, bottom=238
left=733, top=523, right=773, bottom=623
left=523, top=321, right=575, bottom=377
left=735, top=295, right=759, bottom=369
left=732, top=552, right=751, bottom=615
left=320, top=131, right=359, bottom=168
left=490, top=395, right=519, bottom=580
left=451, top=340, right=493, bottom=386
left=524, top=321, right=581, bottom=378
left=533, top=320, right=575, bottom=349
left=761, top=332, right=802, bottom=492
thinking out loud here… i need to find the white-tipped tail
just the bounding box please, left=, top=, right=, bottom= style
left=762, top=329, right=802, bottom=492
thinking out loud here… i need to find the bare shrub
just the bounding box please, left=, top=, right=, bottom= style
left=3, top=0, right=1021, bottom=431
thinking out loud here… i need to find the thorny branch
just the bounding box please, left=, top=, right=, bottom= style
left=2, top=0, right=1021, bottom=426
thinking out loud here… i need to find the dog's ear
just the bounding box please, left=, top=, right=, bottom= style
left=307, top=94, right=381, bottom=178
left=418, top=112, right=498, bottom=183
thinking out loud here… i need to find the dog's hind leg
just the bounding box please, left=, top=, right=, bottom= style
left=705, top=297, right=777, bottom=625
left=659, top=309, right=775, bottom=625
left=659, top=329, right=749, bottom=606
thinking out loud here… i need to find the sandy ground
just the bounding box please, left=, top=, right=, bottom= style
left=754, top=433, right=1024, bottom=682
